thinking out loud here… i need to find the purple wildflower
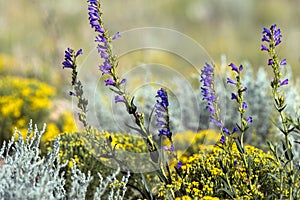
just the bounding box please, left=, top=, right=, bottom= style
left=177, top=161, right=183, bottom=169
left=279, top=79, right=289, bottom=86
left=227, top=78, right=237, bottom=85
left=246, top=116, right=253, bottom=124
left=268, top=59, right=274, bottom=66
left=115, top=95, right=126, bottom=104
left=104, top=77, right=115, bottom=86
left=112, top=32, right=121, bottom=40
left=210, top=117, right=223, bottom=128
left=280, top=59, right=287, bottom=66
left=206, top=103, right=215, bottom=114
left=231, top=93, right=238, bottom=101
left=220, top=135, right=225, bottom=143
left=242, top=101, right=247, bottom=111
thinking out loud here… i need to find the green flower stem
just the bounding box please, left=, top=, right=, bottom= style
left=268, top=40, right=294, bottom=200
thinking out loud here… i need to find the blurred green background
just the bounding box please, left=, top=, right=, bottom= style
left=0, top=0, right=299, bottom=88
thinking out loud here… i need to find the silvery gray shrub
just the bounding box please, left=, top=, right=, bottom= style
left=0, top=120, right=129, bottom=199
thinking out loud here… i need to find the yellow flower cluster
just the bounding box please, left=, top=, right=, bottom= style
left=0, top=76, right=55, bottom=142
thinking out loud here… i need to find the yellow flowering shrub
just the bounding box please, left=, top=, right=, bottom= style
left=158, top=141, right=285, bottom=199
left=0, top=76, right=55, bottom=143
left=0, top=76, right=78, bottom=146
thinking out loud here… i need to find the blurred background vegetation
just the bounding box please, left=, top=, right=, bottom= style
left=0, top=0, right=299, bottom=145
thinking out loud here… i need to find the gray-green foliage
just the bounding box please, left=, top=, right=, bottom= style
left=0, top=121, right=129, bottom=199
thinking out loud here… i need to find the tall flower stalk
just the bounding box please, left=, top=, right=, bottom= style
left=261, top=24, right=295, bottom=199
left=86, top=0, right=177, bottom=197
left=86, top=0, right=157, bottom=156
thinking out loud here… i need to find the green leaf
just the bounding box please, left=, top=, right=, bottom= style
left=216, top=188, right=234, bottom=199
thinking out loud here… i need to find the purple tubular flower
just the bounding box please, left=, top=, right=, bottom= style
left=112, top=32, right=121, bottom=40
left=155, top=88, right=172, bottom=138
left=206, top=103, right=215, bottom=114
left=104, top=77, right=115, bottom=86
left=279, top=79, right=289, bottom=86
left=177, top=161, right=183, bottom=169
left=280, top=59, right=287, bottom=66
left=228, top=63, right=243, bottom=73
left=268, top=59, right=274, bottom=66
left=261, top=45, right=269, bottom=51
left=115, top=95, right=126, bottom=104
left=246, top=116, right=253, bottom=124
left=242, top=101, right=247, bottom=110
left=222, top=127, right=230, bottom=135
left=228, top=63, right=239, bottom=73
left=231, top=93, right=238, bottom=101
left=210, top=117, right=223, bottom=128
left=220, top=135, right=225, bottom=143
left=227, top=78, right=237, bottom=85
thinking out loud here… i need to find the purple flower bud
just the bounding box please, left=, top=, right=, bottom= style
left=280, top=59, right=287, bottom=66
left=220, top=135, right=225, bottom=143
left=75, top=49, right=83, bottom=57
left=234, top=160, right=238, bottom=166
left=112, top=32, right=121, bottom=40
left=268, top=59, right=274, bottom=66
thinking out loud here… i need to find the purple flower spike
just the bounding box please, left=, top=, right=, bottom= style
left=155, top=88, right=172, bottom=138
left=261, top=24, right=282, bottom=49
